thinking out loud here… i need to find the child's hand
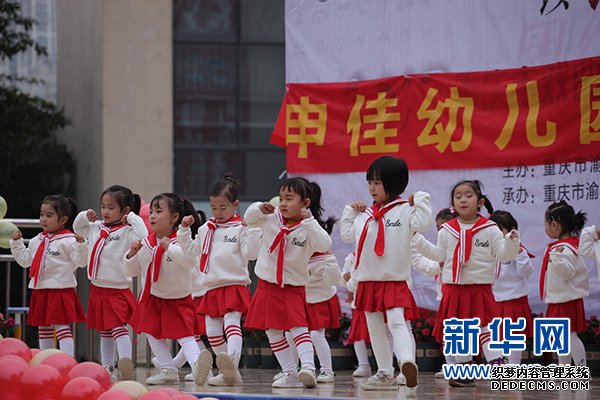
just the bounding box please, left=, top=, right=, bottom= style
left=351, top=201, right=368, bottom=212
left=345, top=291, right=354, bottom=303
left=554, top=246, right=565, bottom=253
left=408, top=193, right=415, bottom=207
left=159, top=237, right=171, bottom=250
left=300, top=208, right=312, bottom=220
left=439, top=261, right=445, bottom=269
left=86, top=209, right=97, bottom=222
left=127, top=240, right=143, bottom=258
left=508, top=229, right=519, bottom=240
left=181, top=215, right=194, bottom=228
left=259, top=203, right=275, bottom=215
left=75, top=235, right=85, bottom=243
left=12, top=230, right=22, bottom=241
left=343, top=271, right=351, bottom=282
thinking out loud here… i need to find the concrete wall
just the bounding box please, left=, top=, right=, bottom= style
left=56, top=0, right=173, bottom=211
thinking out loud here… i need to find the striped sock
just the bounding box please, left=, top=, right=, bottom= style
left=290, top=326, right=315, bottom=370
left=267, top=329, right=296, bottom=373
left=100, top=330, right=116, bottom=366
left=111, top=326, right=132, bottom=360
left=38, top=326, right=55, bottom=350
left=56, top=325, right=74, bottom=357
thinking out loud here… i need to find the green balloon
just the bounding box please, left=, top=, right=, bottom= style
left=0, top=220, right=18, bottom=249
left=0, top=196, right=6, bottom=219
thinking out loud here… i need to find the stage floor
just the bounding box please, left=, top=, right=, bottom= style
left=132, top=367, right=598, bottom=399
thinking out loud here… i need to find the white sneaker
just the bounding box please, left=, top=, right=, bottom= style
left=317, top=370, right=335, bottom=383
left=117, top=358, right=133, bottom=381
left=193, top=349, right=214, bottom=386
left=272, top=370, right=286, bottom=382
left=360, top=371, right=399, bottom=391
left=208, top=372, right=243, bottom=386
left=145, top=368, right=180, bottom=385
left=216, top=353, right=241, bottom=386
left=151, top=357, right=160, bottom=369
left=396, top=372, right=406, bottom=386
left=298, top=368, right=317, bottom=388
left=401, top=361, right=418, bottom=388
left=435, top=370, right=446, bottom=379
left=272, top=371, right=303, bottom=388
left=103, top=364, right=116, bottom=382
left=353, top=365, right=371, bottom=377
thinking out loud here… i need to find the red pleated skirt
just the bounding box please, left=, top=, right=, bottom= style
left=198, top=285, right=251, bottom=318
left=306, top=294, right=341, bottom=331
left=86, top=284, right=137, bottom=330
left=497, top=295, right=534, bottom=338
left=245, top=279, right=309, bottom=331
left=28, top=288, right=85, bottom=326
left=130, top=294, right=195, bottom=340
left=347, top=309, right=370, bottom=344
left=433, top=284, right=499, bottom=343
left=192, top=296, right=206, bottom=336
left=355, top=281, right=419, bottom=320
left=545, top=298, right=586, bottom=333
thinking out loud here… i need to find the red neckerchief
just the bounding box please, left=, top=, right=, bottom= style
left=88, top=222, right=127, bottom=280
left=200, top=214, right=243, bottom=273
left=354, top=197, right=408, bottom=269
left=442, top=216, right=497, bottom=283
left=268, top=208, right=302, bottom=287
left=140, top=231, right=177, bottom=302
left=539, top=237, right=579, bottom=301
left=30, top=229, right=75, bottom=287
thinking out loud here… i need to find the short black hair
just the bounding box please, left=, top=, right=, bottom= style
left=365, top=156, right=409, bottom=198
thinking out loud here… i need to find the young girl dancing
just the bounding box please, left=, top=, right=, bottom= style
left=125, top=193, right=203, bottom=385
left=10, top=195, right=87, bottom=357
left=244, top=177, right=332, bottom=389
left=341, top=156, right=432, bottom=390
left=178, top=176, right=260, bottom=386
left=541, top=201, right=589, bottom=367
left=73, top=185, right=147, bottom=379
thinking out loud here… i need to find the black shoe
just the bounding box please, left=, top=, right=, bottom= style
left=449, top=378, right=475, bottom=387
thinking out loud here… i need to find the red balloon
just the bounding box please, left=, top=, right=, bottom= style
left=60, top=376, right=105, bottom=400
left=0, top=337, right=33, bottom=362
left=97, top=391, right=133, bottom=400
left=139, top=391, right=170, bottom=400
left=139, top=201, right=151, bottom=231
left=68, top=361, right=111, bottom=390
left=156, top=388, right=181, bottom=397
left=0, top=354, right=28, bottom=363
left=0, top=357, right=29, bottom=400
left=169, top=395, right=197, bottom=400
left=20, top=364, right=65, bottom=400
left=42, top=352, right=79, bottom=376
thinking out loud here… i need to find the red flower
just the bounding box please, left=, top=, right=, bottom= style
left=416, top=322, right=422, bottom=328
left=422, top=329, right=431, bottom=337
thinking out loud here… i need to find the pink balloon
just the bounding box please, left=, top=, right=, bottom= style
left=0, top=357, right=29, bottom=400
left=0, top=354, right=28, bottom=363
left=60, top=376, right=105, bottom=400
left=20, top=364, right=65, bottom=400
left=68, top=362, right=111, bottom=390
left=156, top=388, right=181, bottom=397
left=41, top=352, right=79, bottom=376
left=0, top=338, right=33, bottom=362
left=97, top=391, right=133, bottom=400
left=30, top=348, right=40, bottom=357
left=139, top=391, right=171, bottom=400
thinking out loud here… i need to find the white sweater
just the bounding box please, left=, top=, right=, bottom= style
left=492, top=250, right=533, bottom=302
left=244, top=203, right=332, bottom=286
left=541, top=241, right=589, bottom=304
left=580, top=225, right=600, bottom=281
left=412, top=220, right=520, bottom=284
left=340, top=191, right=432, bottom=282
left=306, top=253, right=341, bottom=304
left=177, top=223, right=261, bottom=291
left=10, top=233, right=87, bottom=289
left=339, top=253, right=358, bottom=309
left=73, top=211, right=148, bottom=289
left=411, top=233, right=443, bottom=300
left=124, top=238, right=197, bottom=299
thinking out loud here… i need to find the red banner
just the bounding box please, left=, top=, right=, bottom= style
left=270, top=57, right=600, bottom=173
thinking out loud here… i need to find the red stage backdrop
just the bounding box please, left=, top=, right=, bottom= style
left=271, top=57, right=600, bottom=173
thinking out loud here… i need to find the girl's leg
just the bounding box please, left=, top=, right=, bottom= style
left=145, top=335, right=179, bottom=385
left=100, top=330, right=116, bottom=367
left=289, top=326, right=315, bottom=372
left=223, top=311, right=243, bottom=360
left=55, top=324, right=74, bottom=357
left=266, top=328, right=297, bottom=373
left=111, top=326, right=133, bottom=380
left=38, top=326, right=55, bottom=350
left=559, top=332, right=586, bottom=366
left=354, top=340, right=370, bottom=368
left=285, top=330, right=299, bottom=368
left=386, top=308, right=417, bottom=387
left=206, top=316, right=227, bottom=355
left=364, top=311, right=393, bottom=376
left=311, top=328, right=333, bottom=373
left=177, top=336, right=201, bottom=366
left=480, top=325, right=504, bottom=363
